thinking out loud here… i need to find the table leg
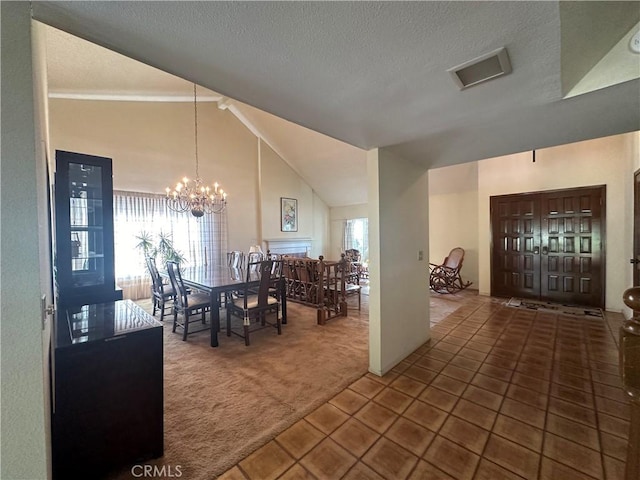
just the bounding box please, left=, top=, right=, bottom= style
left=210, top=291, right=220, bottom=347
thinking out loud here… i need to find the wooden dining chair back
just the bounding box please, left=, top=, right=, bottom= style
left=266, top=251, right=282, bottom=261
left=344, top=249, right=361, bottom=262
left=166, top=261, right=211, bottom=340
left=145, top=256, right=174, bottom=320
left=247, top=251, right=264, bottom=266
left=322, top=256, right=361, bottom=319
left=293, top=258, right=321, bottom=304
left=339, top=254, right=362, bottom=310
left=428, top=247, right=472, bottom=294
left=227, top=250, right=245, bottom=269
left=226, top=259, right=282, bottom=346
left=343, top=249, right=364, bottom=282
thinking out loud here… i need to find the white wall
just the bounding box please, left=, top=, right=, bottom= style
left=0, top=4, right=49, bottom=478
left=329, top=203, right=368, bottom=261
left=32, top=19, right=54, bottom=479
left=633, top=132, right=640, bottom=171
left=312, top=191, right=330, bottom=258
left=368, top=148, right=430, bottom=376
left=428, top=162, right=479, bottom=287
left=260, top=141, right=319, bottom=246
left=48, top=98, right=329, bottom=258
left=623, top=131, right=640, bottom=318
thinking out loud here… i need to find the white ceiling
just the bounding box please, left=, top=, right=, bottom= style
left=42, top=23, right=368, bottom=207
left=34, top=1, right=640, bottom=207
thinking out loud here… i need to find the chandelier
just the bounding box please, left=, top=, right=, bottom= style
left=166, top=84, right=227, bottom=217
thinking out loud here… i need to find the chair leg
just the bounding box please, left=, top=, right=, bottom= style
left=358, top=291, right=361, bottom=311
left=159, top=299, right=165, bottom=320
left=172, top=310, right=178, bottom=333
left=202, top=308, right=206, bottom=324
left=226, top=309, right=232, bottom=337
left=182, top=312, right=189, bottom=341
left=244, top=324, right=250, bottom=346
left=276, top=307, right=282, bottom=335
left=282, top=295, right=287, bottom=325
left=152, top=297, right=158, bottom=316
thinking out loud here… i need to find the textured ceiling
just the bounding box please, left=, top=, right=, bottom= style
left=33, top=1, right=640, bottom=206
left=42, top=23, right=367, bottom=207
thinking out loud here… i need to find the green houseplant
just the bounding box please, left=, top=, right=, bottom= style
left=135, top=231, right=186, bottom=267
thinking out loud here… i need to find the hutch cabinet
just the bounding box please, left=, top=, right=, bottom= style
left=54, top=150, right=122, bottom=308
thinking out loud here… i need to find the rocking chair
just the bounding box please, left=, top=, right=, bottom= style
left=429, top=247, right=472, bottom=294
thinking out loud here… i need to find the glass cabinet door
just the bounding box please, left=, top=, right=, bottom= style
left=55, top=150, right=118, bottom=308
left=68, top=162, right=105, bottom=288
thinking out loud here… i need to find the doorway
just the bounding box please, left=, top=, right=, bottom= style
left=490, top=185, right=606, bottom=308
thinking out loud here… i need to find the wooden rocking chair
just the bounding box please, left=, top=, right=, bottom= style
left=429, top=247, right=472, bottom=294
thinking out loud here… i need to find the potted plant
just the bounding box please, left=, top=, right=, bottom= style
left=135, top=231, right=186, bottom=267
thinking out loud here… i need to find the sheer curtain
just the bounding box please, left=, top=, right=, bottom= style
left=343, top=218, right=369, bottom=261
left=113, top=190, right=227, bottom=300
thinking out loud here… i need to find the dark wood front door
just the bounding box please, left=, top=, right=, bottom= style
left=634, top=170, right=640, bottom=286
left=491, top=185, right=605, bottom=308
left=491, top=194, right=541, bottom=299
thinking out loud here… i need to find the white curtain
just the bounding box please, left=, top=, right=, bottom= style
left=113, top=190, right=227, bottom=300
left=343, top=218, right=369, bottom=261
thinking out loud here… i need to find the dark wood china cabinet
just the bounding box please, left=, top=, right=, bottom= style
left=54, top=150, right=122, bottom=308
left=52, top=151, right=163, bottom=478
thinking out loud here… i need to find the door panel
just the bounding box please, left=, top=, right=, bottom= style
left=491, top=186, right=605, bottom=308
left=490, top=195, right=541, bottom=299
left=540, top=187, right=603, bottom=307
left=634, top=170, right=640, bottom=286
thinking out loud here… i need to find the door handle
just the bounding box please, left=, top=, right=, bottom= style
left=542, top=246, right=548, bottom=255
left=533, top=246, right=540, bottom=255
left=631, top=258, right=640, bottom=265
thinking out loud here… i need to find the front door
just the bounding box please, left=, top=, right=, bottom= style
left=491, top=185, right=606, bottom=308
left=634, top=170, right=640, bottom=286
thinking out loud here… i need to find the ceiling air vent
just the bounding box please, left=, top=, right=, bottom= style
left=447, top=47, right=512, bottom=90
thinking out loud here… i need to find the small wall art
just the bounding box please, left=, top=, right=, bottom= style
left=280, top=197, right=298, bottom=232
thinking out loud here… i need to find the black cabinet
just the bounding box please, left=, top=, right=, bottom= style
left=54, top=150, right=122, bottom=308
left=52, top=300, right=163, bottom=479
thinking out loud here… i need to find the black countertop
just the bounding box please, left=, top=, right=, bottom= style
left=56, top=299, right=162, bottom=348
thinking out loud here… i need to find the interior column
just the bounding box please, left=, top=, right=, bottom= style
left=367, top=148, right=430, bottom=376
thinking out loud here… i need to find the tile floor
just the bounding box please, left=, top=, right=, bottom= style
left=219, top=294, right=631, bottom=480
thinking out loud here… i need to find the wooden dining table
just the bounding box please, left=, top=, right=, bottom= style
left=172, top=264, right=287, bottom=347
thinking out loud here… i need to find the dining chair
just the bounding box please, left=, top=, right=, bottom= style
left=145, top=256, right=174, bottom=320
left=227, top=250, right=245, bottom=269
left=343, top=248, right=362, bottom=284
left=266, top=251, right=282, bottom=261
left=247, top=250, right=264, bottom=265
left=166, top=261, right=211, bottom=341
left=340, top=255, right=362, bottom=310
left=326, top=256, right=361, bottom=314
left=226, top=259, right=282, bottom=346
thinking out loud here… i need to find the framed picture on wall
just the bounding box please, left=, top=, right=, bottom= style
left=281, top=197, right=298, bottom=232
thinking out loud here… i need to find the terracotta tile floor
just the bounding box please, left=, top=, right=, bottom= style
left=219, top=293, right=631, bottom=480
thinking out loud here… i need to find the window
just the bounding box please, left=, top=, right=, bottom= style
left=343, top=218, right=368, bottom=261
left=112, top=191, right=227, bottom=299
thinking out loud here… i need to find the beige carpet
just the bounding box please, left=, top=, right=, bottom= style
left=108, top=297, right=369, bottom=480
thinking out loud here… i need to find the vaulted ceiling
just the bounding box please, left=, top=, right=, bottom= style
left=34, top=1, right=640, bottom=207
